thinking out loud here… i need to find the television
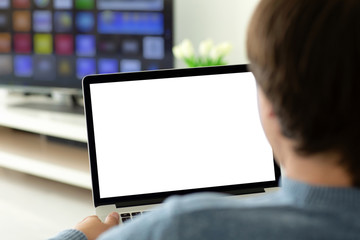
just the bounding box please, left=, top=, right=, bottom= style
left=0, top=0, right=173, bottom=113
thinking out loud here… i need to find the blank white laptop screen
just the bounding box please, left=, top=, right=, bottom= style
left=88, top=70, right=275, bottom=199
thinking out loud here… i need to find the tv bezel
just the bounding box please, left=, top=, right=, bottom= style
left=0, top=0, right=174, bottom=94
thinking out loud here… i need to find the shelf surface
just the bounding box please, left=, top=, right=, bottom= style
left=0, top=91, right=87, bottom=142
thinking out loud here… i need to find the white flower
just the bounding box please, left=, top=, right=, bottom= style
left=173, top=39, right=232, bottom=67
left=209, top=47, right=221, bottom=60
left=199, top=39, right=214, bottom=58
left=172, top=39, right=195, bottom=60
left=217, top=42, right=232, bottom=57
left=210, top=42, right=232, bottom=60
left=180, top=39, right=195, bottom=58
left=172, top=45, right=184, bottom=59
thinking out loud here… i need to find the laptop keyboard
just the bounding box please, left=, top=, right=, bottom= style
left=120, top=211, right=147, bottom=223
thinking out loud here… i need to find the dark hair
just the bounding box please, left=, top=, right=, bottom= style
left=247, top=0, right=360, bottom=186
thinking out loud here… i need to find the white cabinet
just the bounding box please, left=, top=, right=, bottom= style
left=0, top=91, right=91, bottom=189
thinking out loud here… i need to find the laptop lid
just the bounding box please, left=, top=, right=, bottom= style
left=83, top=64, right=280, bottom=209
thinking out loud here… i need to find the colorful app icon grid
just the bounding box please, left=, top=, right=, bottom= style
left=57, top=57, right=74, bottom=77
left=13, top=0, right=31, bottom=8
left=76, top=11, right=95, bottom=32
left=14, top=55, right=32, bottom=77
left=75, top=0, right=94, bottom=10
left=120, top=59, right=141, bottom=73
left=54, top=11, right=73, bottom=32
left=0, top=33, right=11, bottom=53
left=34, top=55, right=56, bottom=80
left=97, top=35, right=119, bottom=54
left=0, top=0, right=10, bottom=9
left=55, top=34, right=73, bottom=55
left=0, top=55, right=12, bottom=75
left=1, top=0, right=172, bottom=83
left=0, top=12, right=10, bottom=31
left=143, top=36, right=164, bottom=60
left=98, top=12, right=164, bottom=35
left=122, top=39, right=140, bottom=55
left=98, top=58, right=118, bottom=74
left=76, top=34, right=96, bottom=56
left=54, top=0, right=73, bottom=9
left=33, top=10, right=52, bottom=32
left=34, top=0, right=50, bottom=8
left=14, top=33, right=32, bottom=53
left=13, top=11, right=31, bottom=32
left=76, top=57, right=96, bottom=78
left=34, top=34, right=53, bottom=54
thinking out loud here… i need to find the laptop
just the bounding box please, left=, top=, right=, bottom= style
left=82, top=64, right=280, bottom=223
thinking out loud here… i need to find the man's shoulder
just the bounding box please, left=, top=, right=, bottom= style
left=160, top=190, right=285, bottom=217
left=100, top=191, right=288, bottom=240
left=100, top=187, right=360, bottom=240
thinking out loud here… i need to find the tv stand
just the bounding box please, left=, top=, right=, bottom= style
left=11, top=91, right=84, bottom=115
left=0, top=90, right=90, bottom=188
left=12, top=102, right=84, bottom=115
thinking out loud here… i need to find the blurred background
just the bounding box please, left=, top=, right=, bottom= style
left=0, top=0, right=260, bottom=239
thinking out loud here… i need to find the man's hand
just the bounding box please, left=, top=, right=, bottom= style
left=74, top=212, right=120, bottom=240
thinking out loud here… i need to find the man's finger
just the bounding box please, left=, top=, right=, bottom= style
left=104, top=212, right=120, bottom=226
left=77, top=215, right=100, bottom=225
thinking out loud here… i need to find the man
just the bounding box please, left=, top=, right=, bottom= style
left=50, top=0, right=360, bottom=239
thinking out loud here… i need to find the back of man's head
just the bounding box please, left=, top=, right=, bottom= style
left=247, top=0, right=360, bottom=186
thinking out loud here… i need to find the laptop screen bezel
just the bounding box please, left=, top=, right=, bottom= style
left=82, top=64, right=281, bottom=208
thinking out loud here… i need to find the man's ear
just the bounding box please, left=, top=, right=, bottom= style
left=256, top=85, right=283, bottom=148
left=256, top=86, right=276, bottom=119
left=256, top=85, right=287, bottom=168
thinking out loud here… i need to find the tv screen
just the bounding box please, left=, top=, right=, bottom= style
left=0, top=0, right=173, bottom=92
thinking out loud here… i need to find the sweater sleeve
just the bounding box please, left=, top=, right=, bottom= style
left=48, top=229, right=87, bottom=240
left=97, top=196, right=185, bottom=240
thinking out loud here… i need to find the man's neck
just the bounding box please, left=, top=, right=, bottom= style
left=279, top=145, right=352, bottom=187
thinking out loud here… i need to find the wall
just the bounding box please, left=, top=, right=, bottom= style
left=174, top=0, right=261, bottom=68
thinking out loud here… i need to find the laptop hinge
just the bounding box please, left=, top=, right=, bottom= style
left=116, top=197, right=165, bottom=208
left=224, top=188, right=265, bottom=195
left=115, top=188, right=265, bottom=208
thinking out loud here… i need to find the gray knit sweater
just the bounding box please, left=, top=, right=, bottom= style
left=50, top=177, right=360, bottom=240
